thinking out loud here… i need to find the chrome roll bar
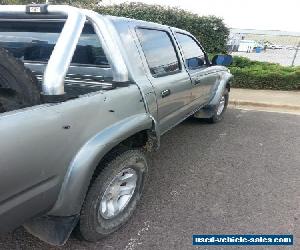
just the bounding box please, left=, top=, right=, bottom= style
left=0, top=5, right=129, bottom=97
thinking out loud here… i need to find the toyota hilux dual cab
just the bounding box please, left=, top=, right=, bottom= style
left=0, top=4, right=233, bottom=245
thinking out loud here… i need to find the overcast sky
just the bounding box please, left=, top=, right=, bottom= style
left=102, top=0, right=300, bottom=32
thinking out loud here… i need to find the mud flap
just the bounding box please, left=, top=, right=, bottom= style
left=23, top=215, right=79, bottom=246
left=193, top=106, right=215, bottom=119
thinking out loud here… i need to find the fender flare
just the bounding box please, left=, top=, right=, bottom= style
left=208, top=71, right=233, bottom=107
left=194, top=71, right=233, bottom=119
left=48, top=113, right=159, bottom=217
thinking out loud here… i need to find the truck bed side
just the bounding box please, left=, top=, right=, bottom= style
left=0, top=84, right=149, bottom=231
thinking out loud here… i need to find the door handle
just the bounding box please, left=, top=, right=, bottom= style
left=161, top=89, right=171, bottom=98
left=193, top=78, right=201, bottom=85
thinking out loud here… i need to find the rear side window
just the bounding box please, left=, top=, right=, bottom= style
left=0, top=21, right=109, bottom=67
left=136, top=28, right=180, bottom=77
left=175, top=33, right=206, bottom=69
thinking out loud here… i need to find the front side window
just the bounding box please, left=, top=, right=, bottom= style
left=136, top=28, right=180, bottom=77
left=0, top=21, right=109, bottom=67
left=175, top=33, right=206, bottom=70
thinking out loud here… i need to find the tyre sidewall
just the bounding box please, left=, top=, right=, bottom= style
left=78, top=150, right=148, bottom=241
left=210, top=88, right=229, bottom=123
left=0, top=48, right=40, bottom=112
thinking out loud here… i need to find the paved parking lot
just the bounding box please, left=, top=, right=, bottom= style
left=0, top=109, right=300, bottom=250
left=232, top=49, right=300, bottom=66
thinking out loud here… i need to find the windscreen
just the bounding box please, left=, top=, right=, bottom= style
left=0, top=20, right=109, bottom=67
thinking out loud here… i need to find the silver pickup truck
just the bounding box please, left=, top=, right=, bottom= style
left=0, top=4, right=233, bottom=245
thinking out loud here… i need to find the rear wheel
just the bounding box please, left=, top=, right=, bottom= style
left=76, top=150, right=148, bottom=242
left=0, top=48, right=40, bottom=113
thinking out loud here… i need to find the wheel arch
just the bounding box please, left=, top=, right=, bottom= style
left=209, top=71, right=233, bottom=107
left=48, top=113, right=159, bottom=217
left=194, top=71, right=233, bottom=119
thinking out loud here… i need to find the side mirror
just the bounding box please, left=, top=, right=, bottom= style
left=211, top=54, right=233, bottom=66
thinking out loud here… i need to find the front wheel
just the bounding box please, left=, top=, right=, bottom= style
left=76, top=150, right=148, bottom=242
left=208, top=88, right=229, bottom=123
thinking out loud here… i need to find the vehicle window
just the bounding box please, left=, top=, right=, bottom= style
left=136, top=28, right=180, bottom=77
left=0, top=21, right=109, bottom=67
left=175, top=33, right=206, bottom=70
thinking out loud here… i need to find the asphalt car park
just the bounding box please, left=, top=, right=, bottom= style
left=1, top=109, right=300, bottom=250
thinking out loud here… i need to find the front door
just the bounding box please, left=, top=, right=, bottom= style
left=175, top=32, right=219, bottom=106
left=135, top=27, right=192, bottom=133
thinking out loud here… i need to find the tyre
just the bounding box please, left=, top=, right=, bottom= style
left=0, top=48, right=40, bottom=113
left=76, top=150, right=148, bottom=242
left=208, top=88, right=229, bottom=123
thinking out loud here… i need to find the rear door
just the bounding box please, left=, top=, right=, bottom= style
left=174, top=32, right=219, bottom=106
left=135, top=27, right=193, bottom=133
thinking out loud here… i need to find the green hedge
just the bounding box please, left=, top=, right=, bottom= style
left=230, top=57, right=300, bottom=90
left=96, top=2, right=229, bottom=53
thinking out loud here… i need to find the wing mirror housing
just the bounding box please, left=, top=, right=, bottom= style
left=211, top=54, right=233, bottom=66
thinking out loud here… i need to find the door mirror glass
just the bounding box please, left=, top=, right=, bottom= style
left=211, top=54, right=233, bottom=66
